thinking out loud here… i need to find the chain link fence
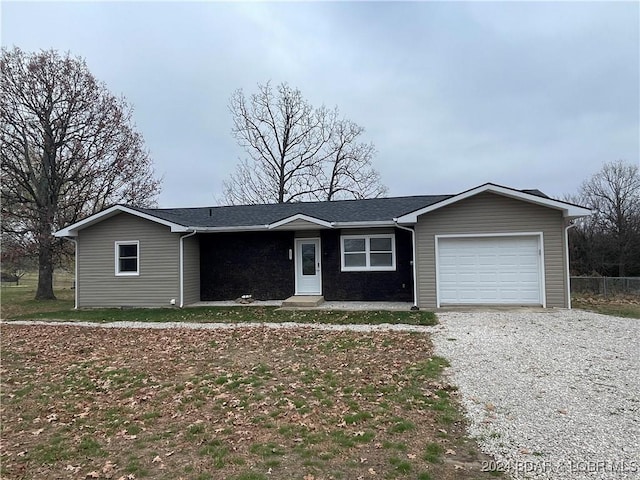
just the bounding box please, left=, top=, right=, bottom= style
left=570, top=277, right=640, bottom=297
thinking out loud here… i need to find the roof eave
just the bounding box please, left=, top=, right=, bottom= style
left=395, top=183, right=592, bottom=223
left=54, top=205, right=190, bottom=237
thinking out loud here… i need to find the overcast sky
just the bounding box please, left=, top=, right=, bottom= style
left=2, top=1, right=639, bottom=207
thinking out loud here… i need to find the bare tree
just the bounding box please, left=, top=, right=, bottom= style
left=321, top=118, right=387, bottom=200
left=222, top=81, right=387, bottom=205
left=569, top=160, right=640, bottom=276
left=1, top=47, right=161, bottom=300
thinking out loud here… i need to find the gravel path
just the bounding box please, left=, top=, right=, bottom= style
left=431, top=309, right=640, bottom=480
left=3, top=319, right=432, bottom=333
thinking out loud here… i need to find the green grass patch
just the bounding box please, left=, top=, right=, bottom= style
left=31, top=434, right=72, bottom=464
left=388, top=417, right=415, bottom=434
left=249, top=442, right=286, bottom=458
left=2, top=280, right=437, bottom=324
left=389, top=455, right=412, bottom=473
left=8, top=304, right=437, bottom=325
left=423, top=442, right=443, bottom=463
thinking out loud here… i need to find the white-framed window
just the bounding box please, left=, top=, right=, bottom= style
left=341, top=234, right=396, bottom=271
left=115, top=241, right=139, bottom=276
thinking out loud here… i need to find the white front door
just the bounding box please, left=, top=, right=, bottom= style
left=295, top=238, right=322, bottom=295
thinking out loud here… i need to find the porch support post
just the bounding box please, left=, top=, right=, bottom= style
left=179, top=231, right=197, bottom=308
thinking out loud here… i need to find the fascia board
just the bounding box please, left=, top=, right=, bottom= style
left=188, top=225, right=270, bottom=233
left=332, top=221, right=398, bottom=228
left=54, top=205, right=190, bottom=237
left=396, top=184, right=592, bottom=223
left=267, top=214, right=334, bottom=229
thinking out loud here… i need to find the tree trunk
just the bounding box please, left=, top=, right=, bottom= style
left=35, top=218, right=56, bottom=300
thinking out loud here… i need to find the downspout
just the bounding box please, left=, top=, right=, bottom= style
left=394, top=221, right=419, bottom=310
left=564, top=221, right=576, bottom=310
left=179, top=231, right=197, bottom=308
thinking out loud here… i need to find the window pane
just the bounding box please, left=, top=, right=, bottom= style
left=344, top=253, right=366, bottom=267
left=344, top=238, right=365, bottom=253
left=302, top=244, right=316, bottom=276
left=119, top=244, right=137, bottom=257
left=119, top=258, right=137, bottom=272
left=370, top=253, right=393, bottom=267
left=370, top=237, right=392, bottom=252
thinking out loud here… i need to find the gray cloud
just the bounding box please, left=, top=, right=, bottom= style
left=2, top=1, right=638, bottom=207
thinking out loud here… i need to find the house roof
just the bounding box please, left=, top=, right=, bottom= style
left=54, top=183, right=591, bottom=237
left=130, top=194, right=452, bottom=228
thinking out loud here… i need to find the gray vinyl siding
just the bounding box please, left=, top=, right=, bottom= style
left=182, top=234, right=200, bottom=305
left=77, top=213, right=180, bottom=307
left=415, top=192, right=568, bottom=308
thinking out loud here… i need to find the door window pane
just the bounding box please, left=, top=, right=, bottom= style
left=302, top=244, right=316, bottom=276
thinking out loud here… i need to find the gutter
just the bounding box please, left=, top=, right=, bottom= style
left=393, top=221, right=419, bottom=310
left=179, top=231, right=197, bottom=308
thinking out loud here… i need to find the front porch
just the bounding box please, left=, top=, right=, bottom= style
left=189, top=299, right=414, bottom=311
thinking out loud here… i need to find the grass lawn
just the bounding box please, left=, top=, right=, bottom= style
left=1, top=274, right=436, bottom=326
left=1, top=324, right=499, bottom=480
left=572, top=294, right=640, bottom=319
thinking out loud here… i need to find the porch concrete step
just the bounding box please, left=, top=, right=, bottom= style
left=282, top=295, right=325, bottom=308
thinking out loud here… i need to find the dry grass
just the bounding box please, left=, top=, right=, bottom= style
left=1, top=324, right=499, bottom=480
left=572, top=293, right=640, bottom=318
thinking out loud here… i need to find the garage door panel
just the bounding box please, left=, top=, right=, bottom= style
left=438, top=236, right=542, bottom=305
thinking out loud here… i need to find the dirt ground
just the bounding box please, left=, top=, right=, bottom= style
left=1, top=324, right=497, bottom=480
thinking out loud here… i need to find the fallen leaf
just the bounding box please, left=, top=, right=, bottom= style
left=445, top=449, right=456, bottom=455
left=152, top=455, right=162, bottom=463
left=368, top=467, right=377, bottom=475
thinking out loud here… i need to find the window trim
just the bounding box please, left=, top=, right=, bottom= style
left=340, top=234, right=396, bottom=272
left=115, top=240, right=140, bottom=276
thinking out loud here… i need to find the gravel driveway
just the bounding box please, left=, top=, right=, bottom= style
left=432, top=309, right=640, bottom=480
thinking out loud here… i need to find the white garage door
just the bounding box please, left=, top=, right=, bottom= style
left=437, top=235, right=542, bottom=305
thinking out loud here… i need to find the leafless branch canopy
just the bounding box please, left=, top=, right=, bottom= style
left=222, top=81, right=387, bottom=205
left=1, top=47, right=162, bottom=298
left=568, top=160, right=640, bottom=276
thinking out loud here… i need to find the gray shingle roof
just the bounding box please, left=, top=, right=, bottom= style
left=131, top=195, right=453, bottom=228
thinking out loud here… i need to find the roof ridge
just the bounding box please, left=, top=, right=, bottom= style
left=150, top=193, right=452, bottom=212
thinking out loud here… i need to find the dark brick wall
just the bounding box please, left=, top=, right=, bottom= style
left=200, top=231, right=295, bottom=301
left=320, top=228, right=413, bottom=302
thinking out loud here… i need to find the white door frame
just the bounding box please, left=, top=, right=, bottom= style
left=294, top=238, right=322, bottom=295
left=434, top=232, right=546, bottom=308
